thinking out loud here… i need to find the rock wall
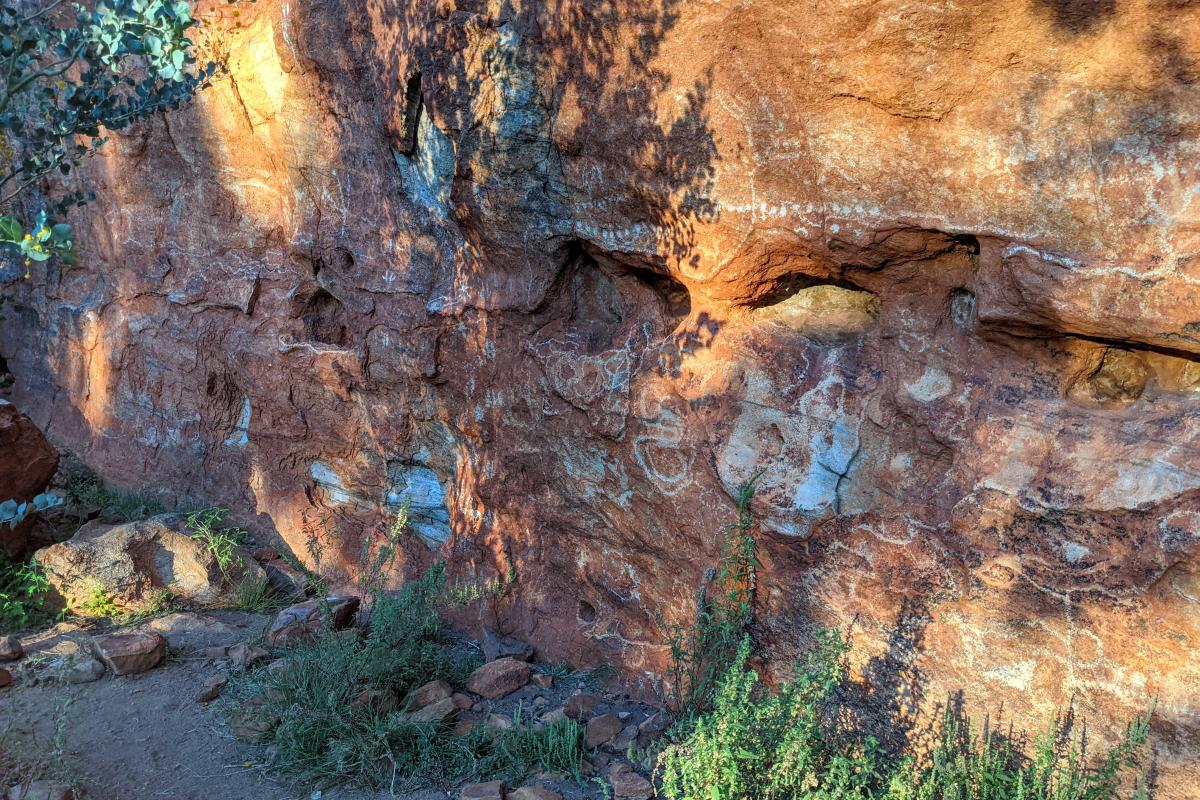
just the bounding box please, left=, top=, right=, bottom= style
left=2, top=0, right=1198, bottom=791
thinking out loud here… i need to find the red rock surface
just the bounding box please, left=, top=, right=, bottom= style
left=0, top=0, right=1198, bottom=793
left=92, top=631, right=167, bottom=676
left=0, top=400, right=59, bottom=552
left=0, top=401, right=57, bottom=501
left=466, top=657, right=532, bottom=699
left=265, top=595, right=361, bottom=646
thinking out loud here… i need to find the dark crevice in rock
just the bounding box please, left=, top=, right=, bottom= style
left=295, top=288, right=350, bottom=347
left=980, top=321, right=1200, bottom=366
left=952, top=233, right=981, bottom=254
left=203, top=370, right=248, bottom=445
left=536, top=239, right=692, bottom=352
left=399, top=72, right=423, bottom=157
left=624, top=264, right=692, bottom=330
left=568, top=251, right=628, bottom=349
left=827, top=226, right=962, bottom=271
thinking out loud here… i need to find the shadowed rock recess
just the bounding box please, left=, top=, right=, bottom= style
left=1, top=0, right=1198, bottom=793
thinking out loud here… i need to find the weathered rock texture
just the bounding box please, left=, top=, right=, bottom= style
left=36, top=515, right=264, bottom=612
left=1, top=0, right=1198, bottom=792
left=0, top=399, right=60, bottom=552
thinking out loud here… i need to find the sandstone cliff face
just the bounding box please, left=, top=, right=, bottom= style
left=2, top=0, right=1198, bottom=791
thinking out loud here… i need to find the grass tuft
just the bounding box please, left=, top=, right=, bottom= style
left=64, top=475, right=164, bottom=522
left=232, top=574, right=282, bottom=613
left=228, top=562, right=586, bottom=791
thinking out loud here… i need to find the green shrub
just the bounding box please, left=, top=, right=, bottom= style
left=886, top=701, right=1152, bottom=800
left=494, top=712, right=588, bottom=781
left=659, top=633, right=881, bottom=800
left=0, top=1, right=220, bottom=275
left=657, top=633, right=1152, bottom=800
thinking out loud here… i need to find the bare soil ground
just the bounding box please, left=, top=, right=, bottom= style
left=1, top=611, right=626, bottom=800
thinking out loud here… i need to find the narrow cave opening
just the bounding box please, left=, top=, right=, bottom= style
left=747, top=271, right=874, bottom=311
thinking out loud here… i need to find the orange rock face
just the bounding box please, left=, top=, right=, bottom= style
left=1, top=0, right=1198, bottom=791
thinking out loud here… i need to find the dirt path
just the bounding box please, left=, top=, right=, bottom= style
left=0, top=612, right=446, bottom=800
left=1, top=611, right=638, bottom=800
left=7, top=613, right=302, bottom=798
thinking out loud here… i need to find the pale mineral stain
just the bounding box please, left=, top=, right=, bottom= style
left=309, top=461, right=352, bottom=505
left=1062, top=541, right=1090, bottom=563
left=904, top=368, right=952, bottom=402
left=224, top=397, right=252, bottom=448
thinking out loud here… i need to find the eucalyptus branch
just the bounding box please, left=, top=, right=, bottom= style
left=0, top=46, right=84, bottom=115
left=0, top=166, right=49, bottom=204
left=20, top=0, right=72, bottom=24
left=0, top=0, right=219, bottom=270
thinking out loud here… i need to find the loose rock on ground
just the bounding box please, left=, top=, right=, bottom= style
left=465, top=657, right=531, bottom=699
left=92, top=631, right=166, bottom=676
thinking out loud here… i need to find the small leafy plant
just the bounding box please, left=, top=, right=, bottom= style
left=668, top=474, right=762, bottom=717
left=445, top=564, right=518, bottom=607
left=356, top=505, right=410, bottom=596
left=0, top=492, right=63, bottom=529
left=185, top=507, right=249, bottom=576
left=76, top=582, right=121, bottom=618
left=0, top=555, right=51, bottom=631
